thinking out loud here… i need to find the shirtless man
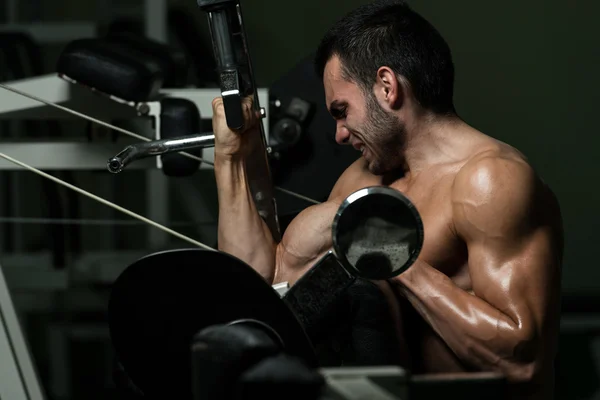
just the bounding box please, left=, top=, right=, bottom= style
left=211, top=1, right=563, bottom=398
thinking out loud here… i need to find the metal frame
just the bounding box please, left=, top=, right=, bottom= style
left=0, top=74, right=271, bottom=171
left=3, top=250, right=145, bottom=399
left=319, top=366, right=408, bottom=400
left=0, top=262, right=45, bottom=400
left=0, top=74, right=270, bottom=247
left=0, top=142, right=156, bottom=170
left=0, top=2, right=203, bottom=397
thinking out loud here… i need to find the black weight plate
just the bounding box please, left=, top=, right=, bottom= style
left=108, top=248, right=317, bottom=399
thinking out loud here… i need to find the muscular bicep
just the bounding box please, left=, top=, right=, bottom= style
left=453, top=156, right=562, bottom=336
left=273, top=159, right=368, bottom=285
left=273, top=201, right=341, bottom=285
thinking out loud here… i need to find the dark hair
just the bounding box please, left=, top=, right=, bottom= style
left=315, top=0, right=456, bottom=114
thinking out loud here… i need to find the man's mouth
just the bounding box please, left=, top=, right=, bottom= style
left=352, top=142, right=365, bottom=153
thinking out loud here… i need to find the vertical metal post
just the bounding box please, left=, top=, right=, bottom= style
left=144, top=0, right=169, bottom=248
left=6, top=0, right=18, bottom=23
left=144, top=0, right=167, bottom=42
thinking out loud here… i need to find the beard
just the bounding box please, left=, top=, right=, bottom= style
left=358, top=93, right=406, bottom=175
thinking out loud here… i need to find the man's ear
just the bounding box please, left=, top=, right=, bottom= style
left=374, top=66, right=403, bottom=110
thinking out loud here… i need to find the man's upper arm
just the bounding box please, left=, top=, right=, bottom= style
left=273, top=159, right=364, bottom=284
left=452, top=156, right=562, bottom=341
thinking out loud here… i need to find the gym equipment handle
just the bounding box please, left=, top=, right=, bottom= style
left=107, top=133, right=214, bottom=173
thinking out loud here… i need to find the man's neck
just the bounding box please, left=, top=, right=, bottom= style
left=401, top=113, right=471, bottom=174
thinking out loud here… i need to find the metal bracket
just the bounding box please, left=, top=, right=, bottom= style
left=320, top=366, right=409, bottom=400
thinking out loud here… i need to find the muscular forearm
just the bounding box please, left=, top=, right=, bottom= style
left=392, top=261, right=537, bottom=381
left=214, top=154, right=277, bottom=282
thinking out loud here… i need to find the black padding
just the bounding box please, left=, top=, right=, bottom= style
left=159, top=97, right=203, bottom=177
left=112, top=358, right=145, bottom=399
left=282, top=252, right=355, bottom=342
left=57, top=38, right=164, bottom=102
left=343, top=280, right=404, bottom=366
left=312, top=279, right=404, bottom=368
left=106, top=32, right=189, bottom=88
left=105, top=8, right=219, bottom=87
left=108, top=249, right=317, bottom=400
left=106, top=17, right=144, bottom=37
left=191, top=321, right=282, bottom=400
left=168, top=7, right=218, bottom=86
left=237, top=354, right=325, bottom=400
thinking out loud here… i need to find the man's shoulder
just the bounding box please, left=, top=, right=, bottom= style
left=450, top=147, right=555, bottom=235
left=453, top=146, right=540, bottom=202
left=328, top=157, right=375, bottom=201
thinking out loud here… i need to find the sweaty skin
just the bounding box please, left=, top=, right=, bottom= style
left=212, top=58, right=563, bottom=399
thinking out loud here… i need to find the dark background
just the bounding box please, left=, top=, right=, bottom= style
left=0, top=0, right=596, bottom=399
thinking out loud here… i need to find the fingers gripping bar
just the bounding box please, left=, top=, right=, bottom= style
left=198, top=0, right=281, bottom=241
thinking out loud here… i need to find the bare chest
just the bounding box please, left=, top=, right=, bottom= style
left=359, top=174, right=470, bottom=289
left=399, top=184, right=470, bottom=289
left=280, top=172, right=471, bottom=290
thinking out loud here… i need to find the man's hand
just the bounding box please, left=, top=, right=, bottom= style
left=211, top=96, right=260, bottom=159
left=212, top=95, right=277, bottom=281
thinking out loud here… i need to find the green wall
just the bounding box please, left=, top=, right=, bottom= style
left=241, top=0, right=372, bottom=87
left=407, top=0, right=597, bottom=294
left=240, top=0, right=597, bottom=294
left=37, top=0, right=599, bottom=293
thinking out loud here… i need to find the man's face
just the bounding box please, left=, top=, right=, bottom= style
left=323, top=57, right=406, bottom=175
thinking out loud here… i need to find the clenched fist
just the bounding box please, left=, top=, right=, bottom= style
left=212, top=96, right=260, bottom=160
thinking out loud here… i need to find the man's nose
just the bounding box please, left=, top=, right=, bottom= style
left=335, top=123, right=350, bottom=145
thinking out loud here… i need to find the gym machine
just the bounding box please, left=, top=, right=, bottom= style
left=105, top=1, right=506, bottom=397
left=0, top=261, right=45, bottom=400
left=0, top=1, right=509, bottom=398
left=110, top=185, right=424, bottom=400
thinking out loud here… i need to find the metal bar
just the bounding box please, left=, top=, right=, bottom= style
left=320, top=366, right=408, bottom=400
left=325, top=377, right=400, bottom=400
left=144, top=0, right=167, bottom=43
left=161, top=87, right=270, bottom=168
left=0, top=151, right=213, bottom=250
left=107, top=133, right=215, bottom=173
left=7, top=121, right=23, bottom=252
left=0, top=142, right=155, bottom=171
left=0, top=75, right=139, bottom=120
left=0, top=76, right=268, bottom=125
left=0, top=78, right=270, bottom=163
left=11, top=167, right=23, bottom=251
left=0, top=216, right=214, bottom=226
left=198, top=1, right=280, bottom=241
left=7, top=0, right=18, bottom=23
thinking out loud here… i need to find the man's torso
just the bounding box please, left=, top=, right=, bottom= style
left=274, top=134, right=548, bottom=375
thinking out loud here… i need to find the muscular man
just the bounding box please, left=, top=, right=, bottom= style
left=211, top=1, right=563, bottom=398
